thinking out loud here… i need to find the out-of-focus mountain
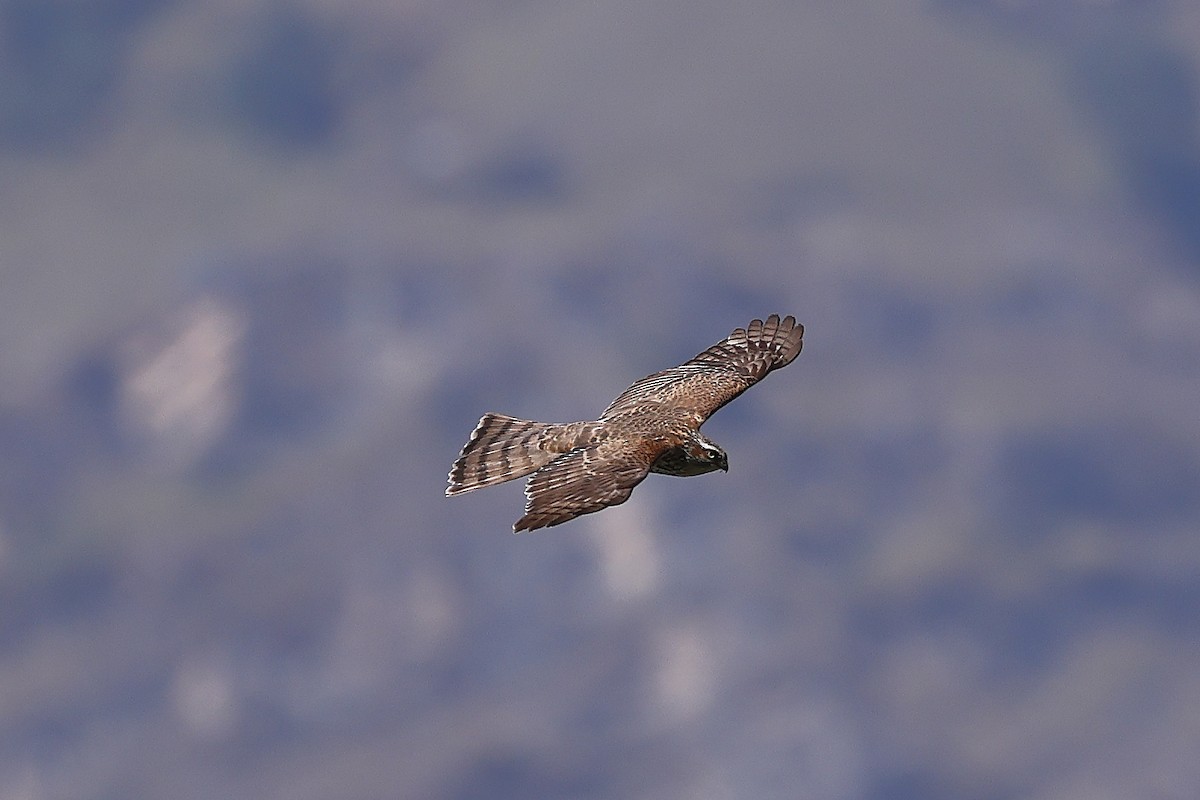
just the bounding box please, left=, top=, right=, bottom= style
left=2, top=1, right=1200, bottom=799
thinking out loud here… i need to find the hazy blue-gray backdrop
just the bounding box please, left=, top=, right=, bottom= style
left=3, top=1, right=1200, bottom=798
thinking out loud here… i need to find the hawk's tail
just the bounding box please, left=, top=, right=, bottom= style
left=446, top=413, right=559, bottom=495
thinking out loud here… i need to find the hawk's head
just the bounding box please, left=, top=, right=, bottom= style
left=692, top=435, right=728, bottom=473
left=652, top=432, right=728, bottom=476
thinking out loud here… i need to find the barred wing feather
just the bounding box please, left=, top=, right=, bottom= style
left=600, top=314, right=803, bottom=424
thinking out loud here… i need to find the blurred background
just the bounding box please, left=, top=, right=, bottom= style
left=2, top=1, right=1200, bottom=798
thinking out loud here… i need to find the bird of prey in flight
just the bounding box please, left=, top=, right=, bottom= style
left=447, top=314, right=804, bottom=532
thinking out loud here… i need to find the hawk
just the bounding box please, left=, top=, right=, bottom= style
left=446, top=314, right=804, bottom=532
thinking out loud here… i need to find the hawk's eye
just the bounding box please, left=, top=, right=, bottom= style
left=709, top=449, right=721, bottom=460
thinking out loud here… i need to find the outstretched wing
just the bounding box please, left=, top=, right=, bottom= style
left=514, top=438, right=659, bottom=532
left=600, top=314, right=804, bottom=425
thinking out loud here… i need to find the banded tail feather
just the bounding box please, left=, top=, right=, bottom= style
left=446, top=413, right=559, bottom=496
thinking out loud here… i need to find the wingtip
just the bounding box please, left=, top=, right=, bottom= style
left=513, top=511, right=557, bottom=533
left=742, top=314, right=803, bottom=366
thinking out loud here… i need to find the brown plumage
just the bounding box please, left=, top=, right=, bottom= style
left=447, top=314, right=804, bottom=532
